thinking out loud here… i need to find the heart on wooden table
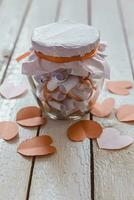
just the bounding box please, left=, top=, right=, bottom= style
left=97, top=127, right=134, bottom=150
left=16, top=106, right=47, bottom=127
left=106, top=81, right=133, bottom=95
left=116, top=104, right=134, bottom=122
left=91, top=98, right=115, bottom=117
left=0, top=121, right=18, bottom=141
left=0, top=81, right=28, bottom=99
left=67, top=120, right=102, bottom=142
left=17, top=135, right=56, bottom=156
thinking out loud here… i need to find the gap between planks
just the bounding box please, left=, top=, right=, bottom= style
left=88, top=0, right=95, bottom=199
left=26, top=126, right=41, bottom=200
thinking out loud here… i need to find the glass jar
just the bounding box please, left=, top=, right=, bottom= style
left=21, top=22, right=110, bottom=120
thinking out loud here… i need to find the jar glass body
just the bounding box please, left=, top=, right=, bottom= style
left=31, top=69, right=104, bottom=120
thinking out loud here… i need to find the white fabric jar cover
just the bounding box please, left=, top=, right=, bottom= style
left=22, top=22, right=110, bottom=79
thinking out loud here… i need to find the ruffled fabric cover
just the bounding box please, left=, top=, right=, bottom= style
left=21, top=22, right=110, bottom=79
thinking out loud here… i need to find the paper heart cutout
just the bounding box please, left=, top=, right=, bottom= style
left=116, top=104, right=134, bottom=122
left=0, top=121, right=18, bottom=140
left=17, top=135, right=56, bottom=156
left=97, top=127, right=134, bottom=149
left=91, top=98, right=115, bottom=117
left=67, top=120, right=102, bottom=142
left=106, top=81, right=133, bottom=95
left=0, top=81, right=28, bottom=99
left=16, top=106, right=47, bottom=127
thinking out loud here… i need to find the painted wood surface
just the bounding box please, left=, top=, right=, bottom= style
left=0, top=0, right=134, bottom=199
left=91, top=0, right=134, bottom=199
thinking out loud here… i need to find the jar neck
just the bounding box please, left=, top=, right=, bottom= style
left=34, top=47, right=98, bottom=63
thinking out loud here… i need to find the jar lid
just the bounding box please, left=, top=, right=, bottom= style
left=32, top=22, right=100, bottom=57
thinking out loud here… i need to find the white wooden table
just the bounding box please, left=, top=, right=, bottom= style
left=0, top=0, right=134, bottom=199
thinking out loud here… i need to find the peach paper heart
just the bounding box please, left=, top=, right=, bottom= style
left=16, top=106, right=47, bottom=127
left=116, top=104, right=134, bottom=122
left=0, top=121, right=18, bottom=140
left=67, top=120, right=102, bottom=142
left=17, top=135, right=56, bottom=156
left=106, top=81, right=133, bottom=95
left=97, top=127, right=134, bottom=149
left=91, top=98, right=115, bottom=117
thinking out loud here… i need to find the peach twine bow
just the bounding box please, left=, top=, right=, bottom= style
left=16, top=48, right=98, bottom=63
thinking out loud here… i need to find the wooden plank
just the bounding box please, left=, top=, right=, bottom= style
left=0, top=0, right=3, bottom=7
left=0, top=0, right=31, bottom=82
left=0, top=1, right=37, bottom=200
left=28, top=0, right=92, bottom=200
left=119, top=0, right=134, bottom=75
left=0, top=0, right=58, bottom=199
left=91, top=0, right=134, bottom=199
left=58, top=0, right=88, bottom=24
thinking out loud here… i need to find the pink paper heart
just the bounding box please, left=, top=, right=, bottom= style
left=90, top=98, right=115, bottom=117
left=116, top=104, right=134, bottom=122
left=97, top=127, right=134, bottom=150
left=0, top=81, right=28, bottom=99
left=106, top=81, right=133, bottom=95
